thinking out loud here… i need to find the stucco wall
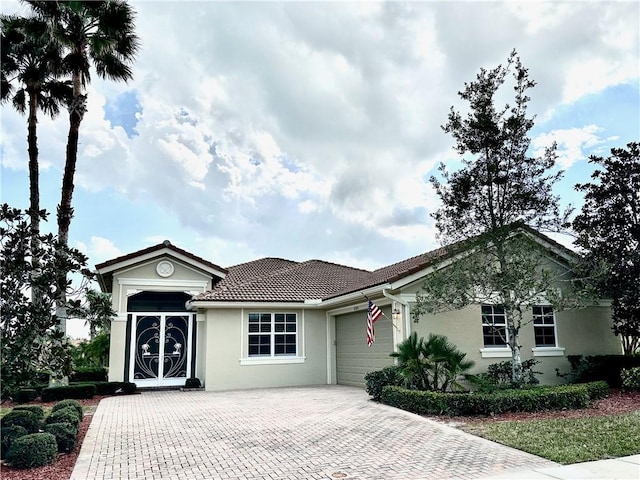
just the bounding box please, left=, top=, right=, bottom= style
left=411, top=304, right=621, bottom=385
left=203, top=308, right=328, bottom=391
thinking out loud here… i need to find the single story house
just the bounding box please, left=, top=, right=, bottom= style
left=95, top=227, right=621, bottom=391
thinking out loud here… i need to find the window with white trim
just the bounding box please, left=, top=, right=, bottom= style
left=482, top=305, right=507, bottom=347
left=533, top=305, right=556, bottom=347
left=248, top=313, right=297, bottom=357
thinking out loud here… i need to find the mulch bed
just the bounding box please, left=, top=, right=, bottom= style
left=0, top=397, right=105, bottom=480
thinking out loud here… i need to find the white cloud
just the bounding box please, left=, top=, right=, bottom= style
left=1, top=1, right=638, bottom=269
left=532, top=125, right=607, bottom=169
left=88, top=237, right=123, bottom=264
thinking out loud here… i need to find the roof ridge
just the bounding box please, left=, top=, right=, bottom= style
left=302, top=259, right=373, bottom=274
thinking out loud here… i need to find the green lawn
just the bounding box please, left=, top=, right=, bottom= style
left=464, top=410, right=640, bottom=464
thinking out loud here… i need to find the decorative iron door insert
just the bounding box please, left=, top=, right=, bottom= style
left=132, top=313, right=192, bottom=386
left=162, top=316, right=189, bottom=379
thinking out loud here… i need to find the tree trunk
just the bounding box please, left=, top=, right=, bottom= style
left=56, top=72, right=85, bottom=337
left=27, top=89, right=42, bottom=306
left=507, top=324, right=523, bottom=384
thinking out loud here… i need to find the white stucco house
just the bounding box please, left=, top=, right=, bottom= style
left=96, top=227, right=621, bottom=391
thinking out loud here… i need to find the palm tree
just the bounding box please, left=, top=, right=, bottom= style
left=391, top=332, right=431, bottom=390
left=27, top=0, right=139, bottom=329
left=391, top=333, right=475, bottom=392
left=1, top=14, right=71, bottom=300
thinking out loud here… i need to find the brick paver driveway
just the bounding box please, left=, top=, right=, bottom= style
left=71, top=386, right=556, bottom=480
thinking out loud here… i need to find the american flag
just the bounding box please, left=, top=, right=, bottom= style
left=366, top=300, right=382, bottom=347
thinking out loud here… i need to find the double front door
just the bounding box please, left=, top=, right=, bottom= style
left=131, top=313, right=194, bottom=387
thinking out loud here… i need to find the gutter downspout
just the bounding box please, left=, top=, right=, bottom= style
left=382, top=289, right=410, bottom=347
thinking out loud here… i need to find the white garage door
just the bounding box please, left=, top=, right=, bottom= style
left=336, top=307, right=395, bottom=387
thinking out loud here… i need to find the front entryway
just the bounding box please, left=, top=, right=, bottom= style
left=132, top=313, right=192, bottom=387
left=127, top=291, right=195, bottom=387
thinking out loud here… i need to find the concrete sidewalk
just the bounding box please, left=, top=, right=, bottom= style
left=71, top=387, right=638, bottom=480
left=479, top=454, right=639, bottom=479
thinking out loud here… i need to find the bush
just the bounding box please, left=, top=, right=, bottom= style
left=41, top=383, right=96, bottom=402
left=51, top=399, right=84, bottom=418
left=0, top=410, right=41, bottom=434
left=621, top=367, right=640, bottom=391
left=365, top=366, right=402, bottom=401
left=184, top=377, right=201, bottom=388
left=5, top=432, right=58, bottom=468
left=44, top=422, right=77, bottom=453
left=73, top=381, right=122, bottom=395
left=380, top=381, right=609, bottom=416
left=13, top=388, right=38, bottom=404
left=561, top=355, right=640, bottom=387
left=121, top=382, right=137, bottom=394
left=70, top=367, right=108, bottom=383
left=1, top=425, right=28, bottom=460
left=46, top=407, right=81, bottom=430
left=13, top=405, right=45, bottom=422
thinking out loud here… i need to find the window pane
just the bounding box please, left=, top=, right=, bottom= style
left=274, top=333, right=296, bottom=356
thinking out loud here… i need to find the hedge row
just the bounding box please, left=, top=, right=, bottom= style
left=40, top=381, right=137, bottom=402
left=380, top=381, right=609, bottom=416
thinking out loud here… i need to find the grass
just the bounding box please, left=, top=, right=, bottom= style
left=464, top=410, right=640, bottom=464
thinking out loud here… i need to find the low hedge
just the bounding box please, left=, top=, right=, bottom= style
left=46, top=407, right=81, bottom=431
left=41, top=383, right=96, bottom=402
left=5, top=432, right=58, bottom=469
left=13, top=405, right=45, bottom=422
left=0, top=410, right=41, bottom=434
left=51, top=399, right=84, bottom=418
left=72, top=381, right=122, bottom=396
left=13, top=388, right=38, bottom=404
left=365, top=365, right=402, bottom=401
left=380, top=381, right=609, bottom=416
left=44, top=422, right=77, bottom=453
left=1, top=425, right=28, bottom=460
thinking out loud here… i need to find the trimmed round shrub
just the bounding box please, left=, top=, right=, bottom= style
left=5, top=432, right=57, bottom=469
left=13, top=405, right=45, bottom=422
left=365, top=365, right=402, bottom=401
left=44, top=422, right=77, bottom=453
left=1, top=425, right=28, bottom=460
left=13, top=388, right=38, bottom=404
left=184, top=377, right=201, bottom=388
left=122, top=382, right=137, bottom=394
left=46, top=407, right=81, bottom=430
left=0, top=410, right=41, bottom=433
left=621, top=367, right=640, bottom=391
left=51, top=399, right=83, bottom=418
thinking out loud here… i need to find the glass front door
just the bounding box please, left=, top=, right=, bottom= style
left=131, top=313, right=192, bottom=387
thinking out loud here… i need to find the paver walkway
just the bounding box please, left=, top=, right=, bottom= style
left=71, top=386, right=556, bottom=480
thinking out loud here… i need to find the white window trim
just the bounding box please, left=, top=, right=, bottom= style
left=481, top=304, right=509, bottom=348
left=532, top=347, right=565, bottom=357
left=480, top=347, right=512, bottom=358
left=532, top=305, right=560, bottom=349
left=239, top=356, right=306, bottom=366
left=242, top=311, right=305, bottom=365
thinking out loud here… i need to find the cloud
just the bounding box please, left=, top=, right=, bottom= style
left=532, top=125, right=609, bottom=169
left=1, top=1, right=637, bottom=268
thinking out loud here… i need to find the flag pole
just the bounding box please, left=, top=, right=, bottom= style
left=361, top=293, right=401, bottom=331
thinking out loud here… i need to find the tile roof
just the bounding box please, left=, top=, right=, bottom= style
left=194, top=259, right=373, bottom=302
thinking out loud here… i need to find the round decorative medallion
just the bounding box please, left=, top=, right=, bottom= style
left=156, top=260, right=175, bottom=277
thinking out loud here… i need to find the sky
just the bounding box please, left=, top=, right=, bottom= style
left=1, top=1, right=639, bottom=338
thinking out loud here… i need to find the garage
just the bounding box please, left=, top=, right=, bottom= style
left=335, top=307, right=395, bottom=387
